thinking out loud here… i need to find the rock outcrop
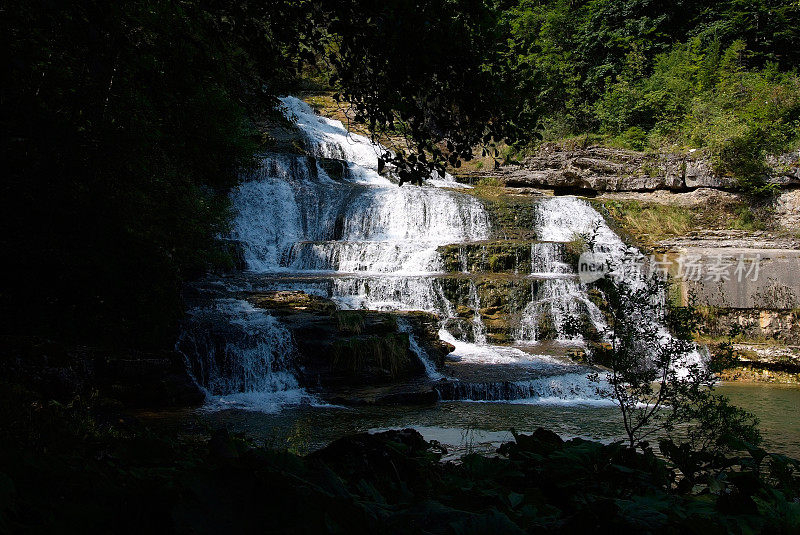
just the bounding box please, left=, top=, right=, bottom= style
left=774, top=189, right=800, bottom=232
left=247, top=291, right=453, bottom=400
left=479, top=144, right=800, bottom=193
left=2, top=338, right=205, bottom=409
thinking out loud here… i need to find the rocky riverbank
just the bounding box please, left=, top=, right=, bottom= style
left=3, top=408, right=797, bottom=535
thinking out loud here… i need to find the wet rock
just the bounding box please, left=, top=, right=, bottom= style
left=397, top=311, right=455, bottom=364
left=241, top=293, right=451, bottom=389
left=286, top=315, right=423, bottom=387
left=373, top=388, right=440, bottom=405
left=439, top=241, right=533, bottom=273
left=317, top=157, right=349, bottom=181
left=248, top=291, right=337, bottom=315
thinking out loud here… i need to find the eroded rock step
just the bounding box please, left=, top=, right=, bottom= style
left=437, top=240, right=579, bottom=274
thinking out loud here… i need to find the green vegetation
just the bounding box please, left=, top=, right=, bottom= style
left=4, top=1, right=800, bottom=349
left=1, top=1, right=317, bottom=347
left=503, top=0, right=800, bottom=192
left=0, top=1, right=538, bottom=349
left=602, top=201, right=694, bottom=243
left=334, top=310, right=367, bottom=335
left=600, top=198, right=776, bottom=247
left=595, top=39, right=799, bottom=192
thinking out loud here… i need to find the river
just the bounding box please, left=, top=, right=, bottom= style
left=139, top=381, right=800, bottom=459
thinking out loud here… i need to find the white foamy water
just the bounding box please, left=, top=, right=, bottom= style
left=177, top=299, right=315, bottom=412
left=180, top=97, right=690, bottom=412
left=231, top=158, right=489, bottom=275
left=438, top=329, right=558, bottom=365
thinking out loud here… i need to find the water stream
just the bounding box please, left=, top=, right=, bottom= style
left=178, top=96, right=680, bottom=412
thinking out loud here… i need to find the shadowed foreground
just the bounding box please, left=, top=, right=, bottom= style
left=2, top=387, right=798, bottom=534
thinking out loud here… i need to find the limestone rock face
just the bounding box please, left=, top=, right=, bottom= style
left=481, top=144, right=798, bottom=193
left=767, top=151, right=800, bottom=187
left=775, top=189, right=800, bottom=232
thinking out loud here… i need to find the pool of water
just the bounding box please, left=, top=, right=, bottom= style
left=139, top=382, right=800, bottom=459
left=715, top=382, right=800, bottom=457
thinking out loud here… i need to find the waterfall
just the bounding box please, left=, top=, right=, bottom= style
left=436, top=374, right=611, bottom=404
left=231, top=97, right=490, bottom=317
left=529, top=196, right=704, bottom=372
left=511, top=197, right=617, bottom=343
left=279, top=95, right=389, bottom=174
left=183, top=96, right=647, bottom=410
left=177, top=299, right=313, bottom=412
left=467, top=281, right=488, bottom=345
left=530, top=242, right=571, bottom=276
left=397, top=317, right=444, bottom=380
left=231, top=171, right=491, bottom=276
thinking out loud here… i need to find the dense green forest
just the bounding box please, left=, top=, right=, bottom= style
left=503, top=0, right=800, bottom=192
left=2, top=0, right=798, bottom=347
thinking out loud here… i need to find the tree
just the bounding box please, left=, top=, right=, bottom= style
left=0, top=0, right=544, bottom=346
left=0, top=1, right=324, bottom=347
left=568, top=237, right=759, bottom=453
left=322, top=0, right=540, bottom=183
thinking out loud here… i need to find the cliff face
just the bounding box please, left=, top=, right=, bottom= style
left=482, top=144, right=800, bottom=193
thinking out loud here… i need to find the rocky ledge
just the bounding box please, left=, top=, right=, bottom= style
left=719, top=343, right=800, bottom=384
left=474, top=143, right=800, bottom=193
left=247, top=291, right=454, bottom=404
left=1, top=336, right=205, bottom=409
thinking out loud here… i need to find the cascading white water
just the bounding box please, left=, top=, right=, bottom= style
left=513, top=197, right=616, bottom=343
left=232, top=167, right=490, bottom=276
left=516, top=278, right=606, bottom=343
left=530, top=242, right=571, bottom=276
left=530, top=196, right=704, bottom=372
left=231, top=97, right=491, bottom=316
left=398, top=317, right=444, bottom=380
left=178, top=299, right=314, bottom=412
left=436, top=373, right=612, bottom=404
left=189, top=96, right=659, bottom=409
left=467, top=281, right=488, bottom=345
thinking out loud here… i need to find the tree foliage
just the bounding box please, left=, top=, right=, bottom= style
left=503, top=0, right=800, bottom=191
left=0, top=1, right=541, bottom=345
left=4, top=0, right=799, bottom=345
left=325, top=0, right=539, bottom=183
left=2, top=0, right=280, bottom=346
left=566, top=234, right=760, bottom=454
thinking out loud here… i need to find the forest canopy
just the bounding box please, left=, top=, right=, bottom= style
left=2, top=0, right=798, bottom=347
